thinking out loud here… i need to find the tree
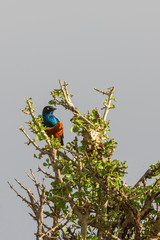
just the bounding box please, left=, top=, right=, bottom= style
left=9, top=81, right=160, bottom=240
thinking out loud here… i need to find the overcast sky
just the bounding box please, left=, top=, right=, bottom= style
left=1, top=1, right=160, bottom=239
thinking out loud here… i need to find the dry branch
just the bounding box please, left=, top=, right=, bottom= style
left=51, top=80, right=95, bottom=127
left=40, top=206, right=74, bottom=239
left=134, top=163, right=160, bottom=188
left=19, top=126, right=49, bottom=155
left=94, top=86, right=115, bottom=121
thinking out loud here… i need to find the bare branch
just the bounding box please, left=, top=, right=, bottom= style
left=40, top=206, right=74, bottom=239
left=94, top=86, right=115, bottom=121
left=8, top=181, right=32, bottom=207
left=19, top=126, right=49, bottom=154
left=37, top=179, right=46, bottom=240
left=38, top=167, right=55, bottom=179
left=94, top=88, right=110, bottom=96
left=103, top=87, right=114, bottom=121
left=51, top=80, right=95, bottom=127
left=59, top=80, right=77, bottom=112
left=134, top=163, right=160, bottom=188
left=15, top=178, right=38, bottom=205
left=26, top=170, right=42, bottom=198
left=105, top=231, right=122, bottom=240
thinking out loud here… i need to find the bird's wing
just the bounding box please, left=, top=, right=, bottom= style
left=55, top=117, right=60, bottom=122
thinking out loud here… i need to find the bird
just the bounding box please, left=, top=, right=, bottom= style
left=42, top=106, right=64, bottom=145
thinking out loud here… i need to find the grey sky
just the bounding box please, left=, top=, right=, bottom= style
left=1, top=1, right=160, bottom=239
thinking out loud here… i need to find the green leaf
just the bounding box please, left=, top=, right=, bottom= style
left=65, top=174, right=73, bottom=181
left=43, top=162, right=48, bottom=167
left=41, top=134, right=47, bottom=140
left=70, top=126, right=73, bottom=133
left=68, top=187, right=73, bottom=193
left=73, top=192, right=82, bottom=198
left=78, top=146, right=85, bottom=153
left=48, top=100, right=56, bottom=105
left=155, top=197, right=160, bottom=203
left=73, top=125, right=79, bottom=133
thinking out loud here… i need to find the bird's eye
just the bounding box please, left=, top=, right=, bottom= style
left=47, top=107, right=50, bottom=111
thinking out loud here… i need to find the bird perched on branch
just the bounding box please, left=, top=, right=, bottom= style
left=42, top=106, right=64, bottom=145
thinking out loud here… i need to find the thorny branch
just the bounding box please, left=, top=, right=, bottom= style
left=94, top=86, right=115, bottom=121
left=38, top=167, right=55, bottom=179
left=8, top=171, right=47, bottom=240
left=134, top=162, right=160, bottom=188
left=8, top=181, right=33, bottom=208
left=19, top=126, right=49, bottom=155
left=8, top=170, right=73, bottom=240
left=51, top=80, right=94, bottom=127
left=40, top=206, right=74, bottom=239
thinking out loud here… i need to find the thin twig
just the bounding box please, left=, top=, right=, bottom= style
left=40, top=206, right=74, bottom=238
left=94, top=87, right=115, bottom=121
left=26, top=170, right=42, bottom=198
left=19, top=126, right=50, bottom=155
left=8, top=181, right=32, bottom=207
left=105, top=231, right=122, bottom=240
left=38, top=167, right=55, bottom=179
left=52, top=80, right=95, bottom=127
left=134, top=163, right=160, bottom=188
left=103, top=87, right=114, bottom=121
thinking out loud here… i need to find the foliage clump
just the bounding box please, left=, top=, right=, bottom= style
left=9, top=81, right=160, bottom=240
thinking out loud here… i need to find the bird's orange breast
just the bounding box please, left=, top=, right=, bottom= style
left=45, top=122, right=63, bottom=139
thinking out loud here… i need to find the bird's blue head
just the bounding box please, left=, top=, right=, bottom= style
left=42, top=106, right=58, bottom=127
left=42, top=106, right=57, bottom=116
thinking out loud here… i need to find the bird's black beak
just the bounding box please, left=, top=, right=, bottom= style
left=51, top=106, right=57, bottom=111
